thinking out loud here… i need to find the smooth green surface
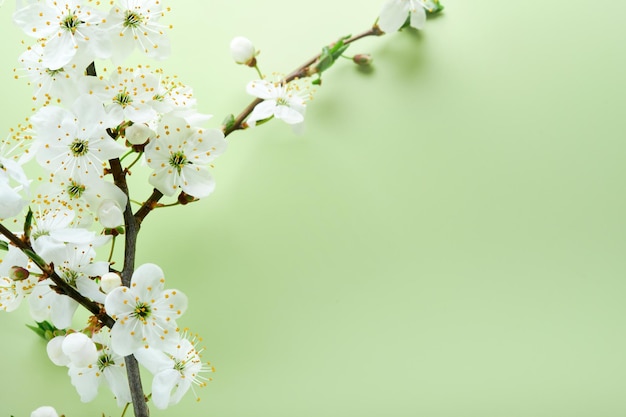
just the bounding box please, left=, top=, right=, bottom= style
left=2, top=0, right=626, bottom=416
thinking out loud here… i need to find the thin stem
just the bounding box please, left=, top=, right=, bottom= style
left=223, top=25, right=383, bottom=137
left=253, top=64, right=264, bottom=79
left=120, top=401, right=131, bottom=417
left=119, top=149, right=135, bottom=162
left=125, top=152, right=143, bottom=172
left=107, top=236, right=116, bottom=264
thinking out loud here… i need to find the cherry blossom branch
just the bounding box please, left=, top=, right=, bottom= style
left=0, top=223, right=115, bottom=328
left=223, top=25, right=383, bottom=137
left=107, top=157, right=151, bottom=417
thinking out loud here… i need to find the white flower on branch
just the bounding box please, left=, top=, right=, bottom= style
left=379, top=0, right=428, bottom=33
left=31, top=95, right=126, bottom=182
left=105, top=263, right=188, bottom=356
left=145, top=115, right=226, bottom=199
left=246, top=79, right=308, bottom=130
left=0, top=246, right=38, bottom=312
left=0, top=128, right=32, bottom=220
left=135, top=332, right=213, bottom=409
left=30, top=240, right=110, bottom=328
left=13, top=0, right=111, bottom=70
left=67, top=329, right=132, bottom=407
left=82, top=66, right=160, bottom=125
left=105, top=0, right=171, bottom=64
left=17, top=43, right=81, bottom=105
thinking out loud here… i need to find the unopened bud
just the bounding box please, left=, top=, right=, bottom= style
left=230, top=36, right=257, bottom=66
left=100, top=272, right=122, bottom=294
left=124, top=123, right=154, bottom=146
left=10, top=266, right=30, bottom=281
left=177, top=191, right=196, bottom=205
left=46, top=336, right=70, bottom=366
left=353, top=54, right=373, bottom=66
left=62, top=332, right=97, bottom=367
left=98, top=200, right=124, bottom=229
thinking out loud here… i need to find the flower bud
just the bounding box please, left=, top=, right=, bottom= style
left=353, top=54, right=373, bottom=66
left=98, top=200, right=124, bottom=229
left=230, top=36, right=257, bottom=66
left=124, top=123, right=154, bottom=146
left=31, top=406, right=59, bottom=417
left=62, top=332, right=97, bottom=367
left=101, top=272, right=122, bottom=294
left=46, top=336, right=70, bottom=367
left=10, top=265, right=30, bottom=281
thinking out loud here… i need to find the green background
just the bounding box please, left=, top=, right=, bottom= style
left=2, top=0, right=626, bottom=415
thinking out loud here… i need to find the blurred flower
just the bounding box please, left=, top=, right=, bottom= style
left=379, top=0, right=427, bottom=33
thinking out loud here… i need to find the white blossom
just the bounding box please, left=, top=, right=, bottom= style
left=67, top=329, right=132, bottom=406
left=246, top=80, right=308, bottom=128
left=0, top=246, right=38, bottom=312
left=13, top=0, right=111, bottom=70
left=144, top=115, right=226, bottom=198
left=135, top=332, right=213, bottom=409
left=105, top=263, right=188, bottom=356
left=105, top=0, right=171, bottom=64
left=379, top=0, right=428, bottom=33
left=17, top=44, right=81, bottom=104
left=31, top=95, right=125, bottom=182
left=82, top=66, right=160, bottom=125
left=30, top=240, right=110, bottom=328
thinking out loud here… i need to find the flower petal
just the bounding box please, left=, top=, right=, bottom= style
left=379, top=0, right=410, bottom=33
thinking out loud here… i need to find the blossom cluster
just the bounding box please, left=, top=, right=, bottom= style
left=0, top=0, right=442, bottom=414
left=2, top=0, right=221, bottom=410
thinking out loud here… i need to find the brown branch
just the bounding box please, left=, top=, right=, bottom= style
left=0, top=223, right=115, bottom=328
left=134, top=188, right=164, bottom=226
left=223, top=25, right=383, bottom=137
left=107, top=157, right=151, bottom=417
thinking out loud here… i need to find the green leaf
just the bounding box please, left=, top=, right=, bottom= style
left=314, top=35, right=352, bottom=75
left=23, top=206, right=33, bottom=242
left=26, top=323, right=46, bottom=340
left=27, top=321, right=64, bottom=341
left=0, top=241, right=8, bottom=251
left=23, top=248, right=47, bottom=269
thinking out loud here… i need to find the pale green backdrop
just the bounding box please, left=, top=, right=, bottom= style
left=1, top=0, right=626, bottom=416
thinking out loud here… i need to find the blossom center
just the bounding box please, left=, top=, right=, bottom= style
left=169, top=151, right=188, bottom=173
left=123, top=10, right=144, bottom=28
left=132, top=301, right=152, bottom=322
left=70, top=139, right=89, bottom=157
left=61, top=11, right=82, bottom=35
left=276, top=97, right=289, bottom=106
left=46, top=68, right=65, bottom=77
left=113, top=89, right=133, bottom=108
left=67, top=181, right=86, bottom=199
left=62, top=269, right=79, bottom=286
left=173, top=358, right=187, bottom=372
left=97, top=352, right=115, bottom=372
